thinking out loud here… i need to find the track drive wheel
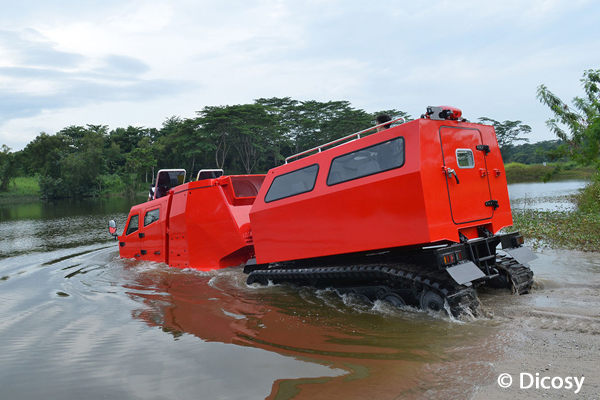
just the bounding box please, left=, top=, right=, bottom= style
left=419, top=290, right=444, bottom=312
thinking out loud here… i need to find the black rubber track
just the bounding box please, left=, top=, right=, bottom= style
left=247, top=263, right=482, bottom=317
left=495, top=254, right=535, bottom=295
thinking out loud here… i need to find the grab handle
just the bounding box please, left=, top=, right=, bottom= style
left=443, top=167, right=460, bottom=184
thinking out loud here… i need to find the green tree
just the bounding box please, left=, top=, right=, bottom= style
left=126, top=137, right=157, bottom=184
left=59, top=126, right=107, bottom=196
left=158, top=116, right=184, bottom=140
left=59, top=125, right=88, bottom=144
left=175, top=118, right=211, bottom=174
left=372, top=109, right=412, bottom=125
left=197, top=104, right=278, bottom=174
left=477, top=117, right=531, bottom=161
left=230, top=105, right=278, bottom=174
left=0, top=145, right=16, bottom=192
left=196, top=106, right=234, bottom=170
left=508, top=140, right=565, bottom=164
left=254, top=97, right=299, bottom=164
left=34, top=125, right=109, bottom=198
left=109, top=126, right=152, bottom=155
left=289, top=100, right=354, bottom=152
left=105, top=125, right=155, bottom=173
left=153, top=117, right=187, bottom=172
left=154, top=117, right=214, bottom=175
left=105, top=141, right=122, bottom=174
left=319, top=103, right=373, bottom=143
left=254, top=98, right=389, bottom=158
left=20, top=132, right=69, bottom=177
left=536, top=69, right=600, bottom=167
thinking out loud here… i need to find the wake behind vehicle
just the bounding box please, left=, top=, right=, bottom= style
left=110, top=106, right=537, bottom=316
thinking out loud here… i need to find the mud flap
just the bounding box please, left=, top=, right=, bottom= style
left=446, top=261, right=486, bottom=285
left=503, top=247, right=538, bottom=264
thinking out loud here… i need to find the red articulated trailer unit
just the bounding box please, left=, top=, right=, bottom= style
left=111, top=106, right=537, bottom=317
left=116, top=169, right=265, bottom=270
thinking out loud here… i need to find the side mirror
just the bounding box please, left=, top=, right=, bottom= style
left=108, top=220, right=118, bottom=239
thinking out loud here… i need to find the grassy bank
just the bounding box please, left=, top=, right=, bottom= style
left=504, top=162, right=596, bottom=182
left=0, top=177, right=40, bottom=203
left=0, top=175, right=149, bottom=203
left=511, top=210, right=600, bottom=252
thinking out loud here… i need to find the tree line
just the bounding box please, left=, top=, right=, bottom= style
left=1, top=98, right=410, bottom=198
left=501, top=140, right=565, bottom=164
left=2, top=92, right=575, bottom=199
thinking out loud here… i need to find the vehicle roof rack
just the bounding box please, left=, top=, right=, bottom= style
left=285, top=117, right=405, bottom=164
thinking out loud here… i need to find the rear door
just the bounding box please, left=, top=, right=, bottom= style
left=440, top=127, right=493, bottom=224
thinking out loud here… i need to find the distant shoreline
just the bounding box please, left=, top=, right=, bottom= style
left=505, top=162, right=595, bottom=182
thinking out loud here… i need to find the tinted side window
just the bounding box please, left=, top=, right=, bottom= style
left=264, top=164, right=319, bottom=203
left=144, top=209, right=160, bottom=226
left=327, top=137, right=405, bottom=185
left=126, top=214, right=139, bottom=235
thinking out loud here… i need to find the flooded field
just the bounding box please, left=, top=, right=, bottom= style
left=1, top=182, right=599, bottom=399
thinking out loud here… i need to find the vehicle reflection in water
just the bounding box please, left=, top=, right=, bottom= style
left=124, top=260, right=499, bottom=399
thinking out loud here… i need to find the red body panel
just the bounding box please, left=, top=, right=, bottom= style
left=250, top=118, right=512, bottom=265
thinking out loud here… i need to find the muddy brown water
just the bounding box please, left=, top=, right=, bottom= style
left=0, top=183, right=598, bottom=399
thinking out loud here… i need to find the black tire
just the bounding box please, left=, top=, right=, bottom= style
left=419, top=290, right=444, bottom=312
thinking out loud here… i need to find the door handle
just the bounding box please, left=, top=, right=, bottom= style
left=443, top=167, right=460, bottom=184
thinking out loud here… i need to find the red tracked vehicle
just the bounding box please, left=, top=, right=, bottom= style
left=112, top=106, right=536, bottom=316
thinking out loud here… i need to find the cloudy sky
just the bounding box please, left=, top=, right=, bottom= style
left=1, top=0, right=598, bottom=151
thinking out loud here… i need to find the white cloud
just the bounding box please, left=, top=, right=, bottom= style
left=0, top=0, right=599, bottom=150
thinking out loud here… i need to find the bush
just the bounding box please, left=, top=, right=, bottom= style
left=576, top=172, right=600, bottom=213
left=98, top=174, right=126, bottom=195
left=38, top=176, right=72, bottom=198
left=504, top=162, right=552, bottom=181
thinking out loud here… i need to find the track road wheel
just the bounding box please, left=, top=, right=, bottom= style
left=347, top=290, right=371, bottom=303
left=381, top=293, right=406, bottom=308
left=419, top=290, right=444, bottom=312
